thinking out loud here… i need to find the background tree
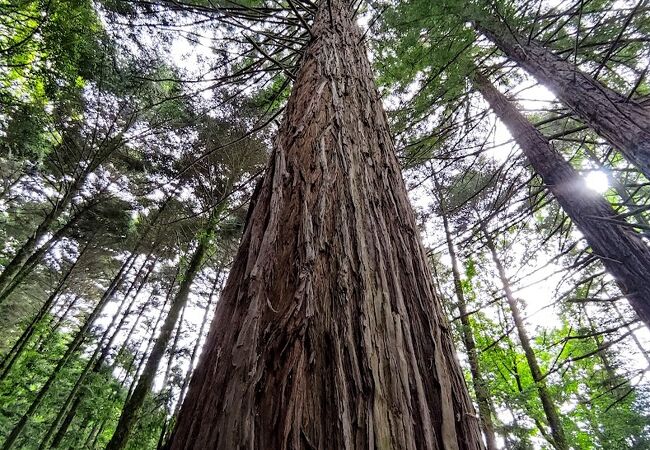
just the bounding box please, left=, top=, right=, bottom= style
left=2, top=0, right=650, bottom=448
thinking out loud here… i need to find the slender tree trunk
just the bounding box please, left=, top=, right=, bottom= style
left=162, top=299, right=188, bottom=386
left=70, top=414, right=92, bottom=449
left=474, top=20, right=650, bottom=179
left=482, top=225, right=568, bottom=450
left=88, top=419, right=107, bottom=449
left=120, top=270, right=179, bottom=396
left=0, top=249, right=140, bottom=450
left=110, top=285, right=172, bottom=374
left=159, top=269, right=225, bottom=449
left=0, top=203, right=90, bottom=304
left=49, top=395, right=83, bottom=448
left=0, top=180, right=82, bottom=300
left=0, top=170, right=24, bottom=202
left=41, top=254, right=157, bottom=449
left=38, top=294, right=82, bottom=351
left=124, top=333, right=155, bottom=401
left=155, top=299, right=189, bottom=448
left=581, top=146, right=650, bottom=228
left=81, top=328, right=158, bottom=448
left=434, top=174, right=499, bottom=450
left=168, top=2, right=483, bottom=449
left=579, top=286, right=621, bottom=386
left=0, top=215, right=59, bottom=299
left=0, top=175, right=170, bottom=304
left=155, top=303, right=188, bottom=450
left=610, top=302, right=650, bottom=367
left=106, top=239, right=209, bottom=450
left=0, top=240, right=90, bottom=380
left=175, top=270, right=223, bottom=413
left=504, top=336, right=553, bottom=447
left=473, top=72, right=650, bottom=327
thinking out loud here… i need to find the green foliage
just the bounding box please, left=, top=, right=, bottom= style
left=2, top=0, right=650, bottom=448
left=0, top=0, right=109, bottom=158
left=0, top=318, right=167, bottom=448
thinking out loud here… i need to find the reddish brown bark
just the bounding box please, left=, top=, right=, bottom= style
left=168, top=1, right=483, bottom=449
left=476, top=20, right=650, bottom=180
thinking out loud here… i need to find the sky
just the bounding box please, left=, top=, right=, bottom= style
left=83, top=0, right=650, bottom=428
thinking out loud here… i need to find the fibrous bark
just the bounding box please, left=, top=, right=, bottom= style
left=473, top=71, right=650, bottom=327
left=476, top=20, right=650, bottom=180
left=168, top=2, right=483, bottom=449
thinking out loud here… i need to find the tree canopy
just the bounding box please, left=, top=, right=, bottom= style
left=1, top=0, right=649, bottom=448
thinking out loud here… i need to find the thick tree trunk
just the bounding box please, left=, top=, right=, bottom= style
left=168, top=2, right=483, bottom=449
left=106, top=238, right=209, bottom=450
left=482, top=226, right=568, bottom=450
left=473, top=72, right=650, bottom=327
left=434, top=175, right=499, bottom=450
left=475, top=20, right=650, bottom=180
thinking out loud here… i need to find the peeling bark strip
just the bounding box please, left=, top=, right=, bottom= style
left=475, top=21, right=650, bottom=180
left=168, top=2, right=483, bottom=449
left=473, top=71, right=650, bottom=328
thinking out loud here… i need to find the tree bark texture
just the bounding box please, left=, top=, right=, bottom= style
left=168, top=2, right=483, bottom=449
left=475, top=21, right=650, bottom=180
left=473, top=71, right=650, bottom=328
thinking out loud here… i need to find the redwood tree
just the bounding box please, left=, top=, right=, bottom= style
left=474, top=18, right=650, bottom=180
left=472, top=71, right=650, bottom=327
left=167, top=1, right=483, bottom=449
